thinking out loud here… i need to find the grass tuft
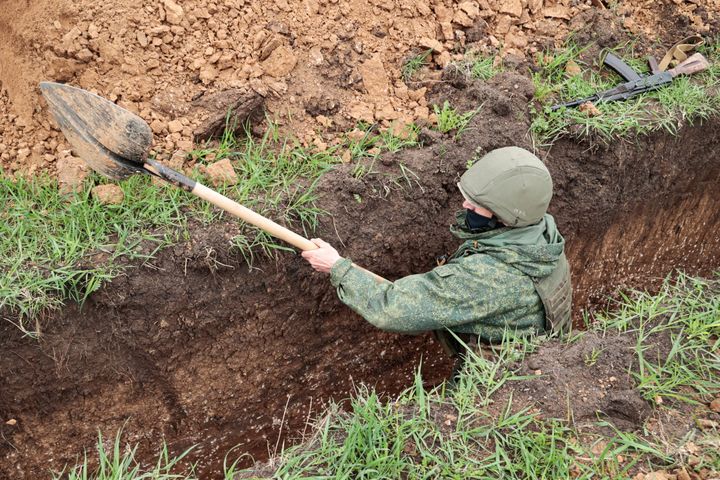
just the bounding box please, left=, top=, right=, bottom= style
left=594, top=272, right=720, bottom=404
left=54, top=430, right=197, bottom=480
left=402, top=50, right=433, bottom=82
left=433, top=101, right=479, bottom=138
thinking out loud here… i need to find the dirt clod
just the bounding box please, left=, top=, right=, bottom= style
left=56, top=155, right=89, bottom=194
left=205, top=158, right=238, bottom=186
left=191, top=90, right=264, bottom=142
left=579, top=102, right=602, bottom=117
left=91, top=184, right=124, bottom=205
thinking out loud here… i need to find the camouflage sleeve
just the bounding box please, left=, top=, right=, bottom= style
left=329, top=257, right=521, bottom=333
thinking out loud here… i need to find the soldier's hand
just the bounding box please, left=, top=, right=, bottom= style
left=302, top=238, right=341, bottom=274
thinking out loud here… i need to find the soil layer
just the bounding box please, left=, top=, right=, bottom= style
left=2, top=66, right=720, bottom=478
left=1, top=0, right=718, bottom=178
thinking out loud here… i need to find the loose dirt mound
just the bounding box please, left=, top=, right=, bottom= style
left=1, top=0, right=718, bottom=178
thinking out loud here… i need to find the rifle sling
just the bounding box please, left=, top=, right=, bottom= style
left=657, top=35, right=704, bottom=72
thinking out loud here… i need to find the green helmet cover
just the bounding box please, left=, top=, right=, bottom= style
left=458, top=146, right=553, bottom=227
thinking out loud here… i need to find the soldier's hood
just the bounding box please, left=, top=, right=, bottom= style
left=451, top=212, right=565, bottom=278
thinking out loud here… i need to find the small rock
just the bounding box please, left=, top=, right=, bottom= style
left=87, top=23, right=100, bottom=39
left=458, top=1, right=480, bottom=18
left=388, top=121, right=413, bottom=140
left=418, top=37, right=444, bottom=52
left=358, top=55, right=390, bottom=98
left=499, top=0, right=522, bottom=17
left=150, top=119, right=166, bottom=135
left=259, top=37, right=283, bottom=61
left=261, top=46, right=297, bottom=78
left=168, top=120, right=184, bottom=133
left=199, top=65, right=218, bottom=84
left=676, top=468, right=691, bottom=480
left=205, top=158, right=238, bottom=186
left=452, top=9, right=474, bottom=27
left=709, top=398, right=720, bottom=412
left=75, top=48, right=94, bottom=63
left=644, top=471, right=669, bottom=480
left=526, top=358, right=542, bottom=371
left=163, top=0, right=185, bottom=25
left=17, top=148, right=31, bottom=160
left=137, top=31, right=149, bottom=48
left=695, top=418, right=718, bottom=431
left=436, top=51, right=452, bottom=68
left=565, top=59, right=582, bottom=76
left=544, top=5, right=571, bottom=19
left=347, top=101, right=374, bottom=123
left=5, top=419, right=17, bottom=426
left=92, top=184, right=124, bottom=205
left=57, top=155, right=89, bottom=193
left=579, top=102, right=601, bottom=117
left=528, top=0, right=543, bottom=13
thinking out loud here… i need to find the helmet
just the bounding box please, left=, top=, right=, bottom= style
left=457, top=146, right=553, bottom=227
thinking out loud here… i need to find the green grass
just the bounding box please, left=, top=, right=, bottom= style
left=1, top=126, right=336, bottom=334
left=259, top=335, right=676, bottom=479
left=2, top=116, right=428, bottom=334
left=451, top=53, right=502, bottom=81
left=402, top=50, right=433, bottom=82
left=433, top=101, right=479, bottom=138
left=260, top=274, right=719, bottom=478
left=343, top=122, right=421, bottom=179
left=54, top=431, right=198, bottom=480
left=530, top=39, right=720, bottom=146
left=593, top=273, right=720, bottom=405
left=1, top=173, right=191, bottom=334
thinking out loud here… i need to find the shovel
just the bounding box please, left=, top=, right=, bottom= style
left=39, top=82, right=383, bottom=279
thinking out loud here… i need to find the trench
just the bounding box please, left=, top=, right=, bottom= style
left=1, top=102, right=719, bottom=477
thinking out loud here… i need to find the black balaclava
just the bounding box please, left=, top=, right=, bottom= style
left=465, top=209, right=498, bottom=231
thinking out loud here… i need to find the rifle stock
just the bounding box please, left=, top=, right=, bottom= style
left=668, top=53, right=710, bottom=77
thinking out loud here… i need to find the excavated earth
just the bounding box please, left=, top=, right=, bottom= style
left=0, top=0, right=718, bottom=178
left=1, top=0, right=720, bottom=479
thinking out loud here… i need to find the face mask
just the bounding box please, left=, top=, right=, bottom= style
left=465, top=209, right=495, bottom=230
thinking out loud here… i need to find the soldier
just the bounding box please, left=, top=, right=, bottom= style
left=302, top=146, right=572, bottom=355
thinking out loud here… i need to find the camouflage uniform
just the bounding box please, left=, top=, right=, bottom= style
left=329, top=211, right=566, bottom=343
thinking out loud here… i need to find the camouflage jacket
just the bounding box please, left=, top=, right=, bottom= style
left=329, top=212, right=566, bottom=342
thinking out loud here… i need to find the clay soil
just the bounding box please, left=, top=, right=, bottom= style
left=1, top=0, right=719, bottom=177
left=1, top=0, right=720, bottom=479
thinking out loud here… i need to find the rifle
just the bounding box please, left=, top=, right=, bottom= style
left=550, top=52, right=710, bottom=111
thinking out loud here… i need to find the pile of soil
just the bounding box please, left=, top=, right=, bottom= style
left=2, top=63, right=719, bottom=477
left=0, top=0, right=718, bottom=178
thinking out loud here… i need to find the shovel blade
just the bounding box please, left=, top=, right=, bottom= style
left=39, top=82, right=152, bottom=179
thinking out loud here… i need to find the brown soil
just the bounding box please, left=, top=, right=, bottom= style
left=2, top=1, right=720, bottom=479
left=0, top=0, right=718, bottom=177
left=2, top=65, right=720, bottom=477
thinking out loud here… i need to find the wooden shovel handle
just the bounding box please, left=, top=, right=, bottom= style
left=144, top=159, right=387, bottom=282
left=193, top=183, right=317, bottom=251
left=194, top=183, right=386, bottom=282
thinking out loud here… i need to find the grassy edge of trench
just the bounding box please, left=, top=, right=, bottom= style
left=0, top=126, right=335, bottom=335
left=0, top=119, right=427, bottom=336
left=52, top=272, right=720, bottom=479
left=528, top=37, right=720, bottom=147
